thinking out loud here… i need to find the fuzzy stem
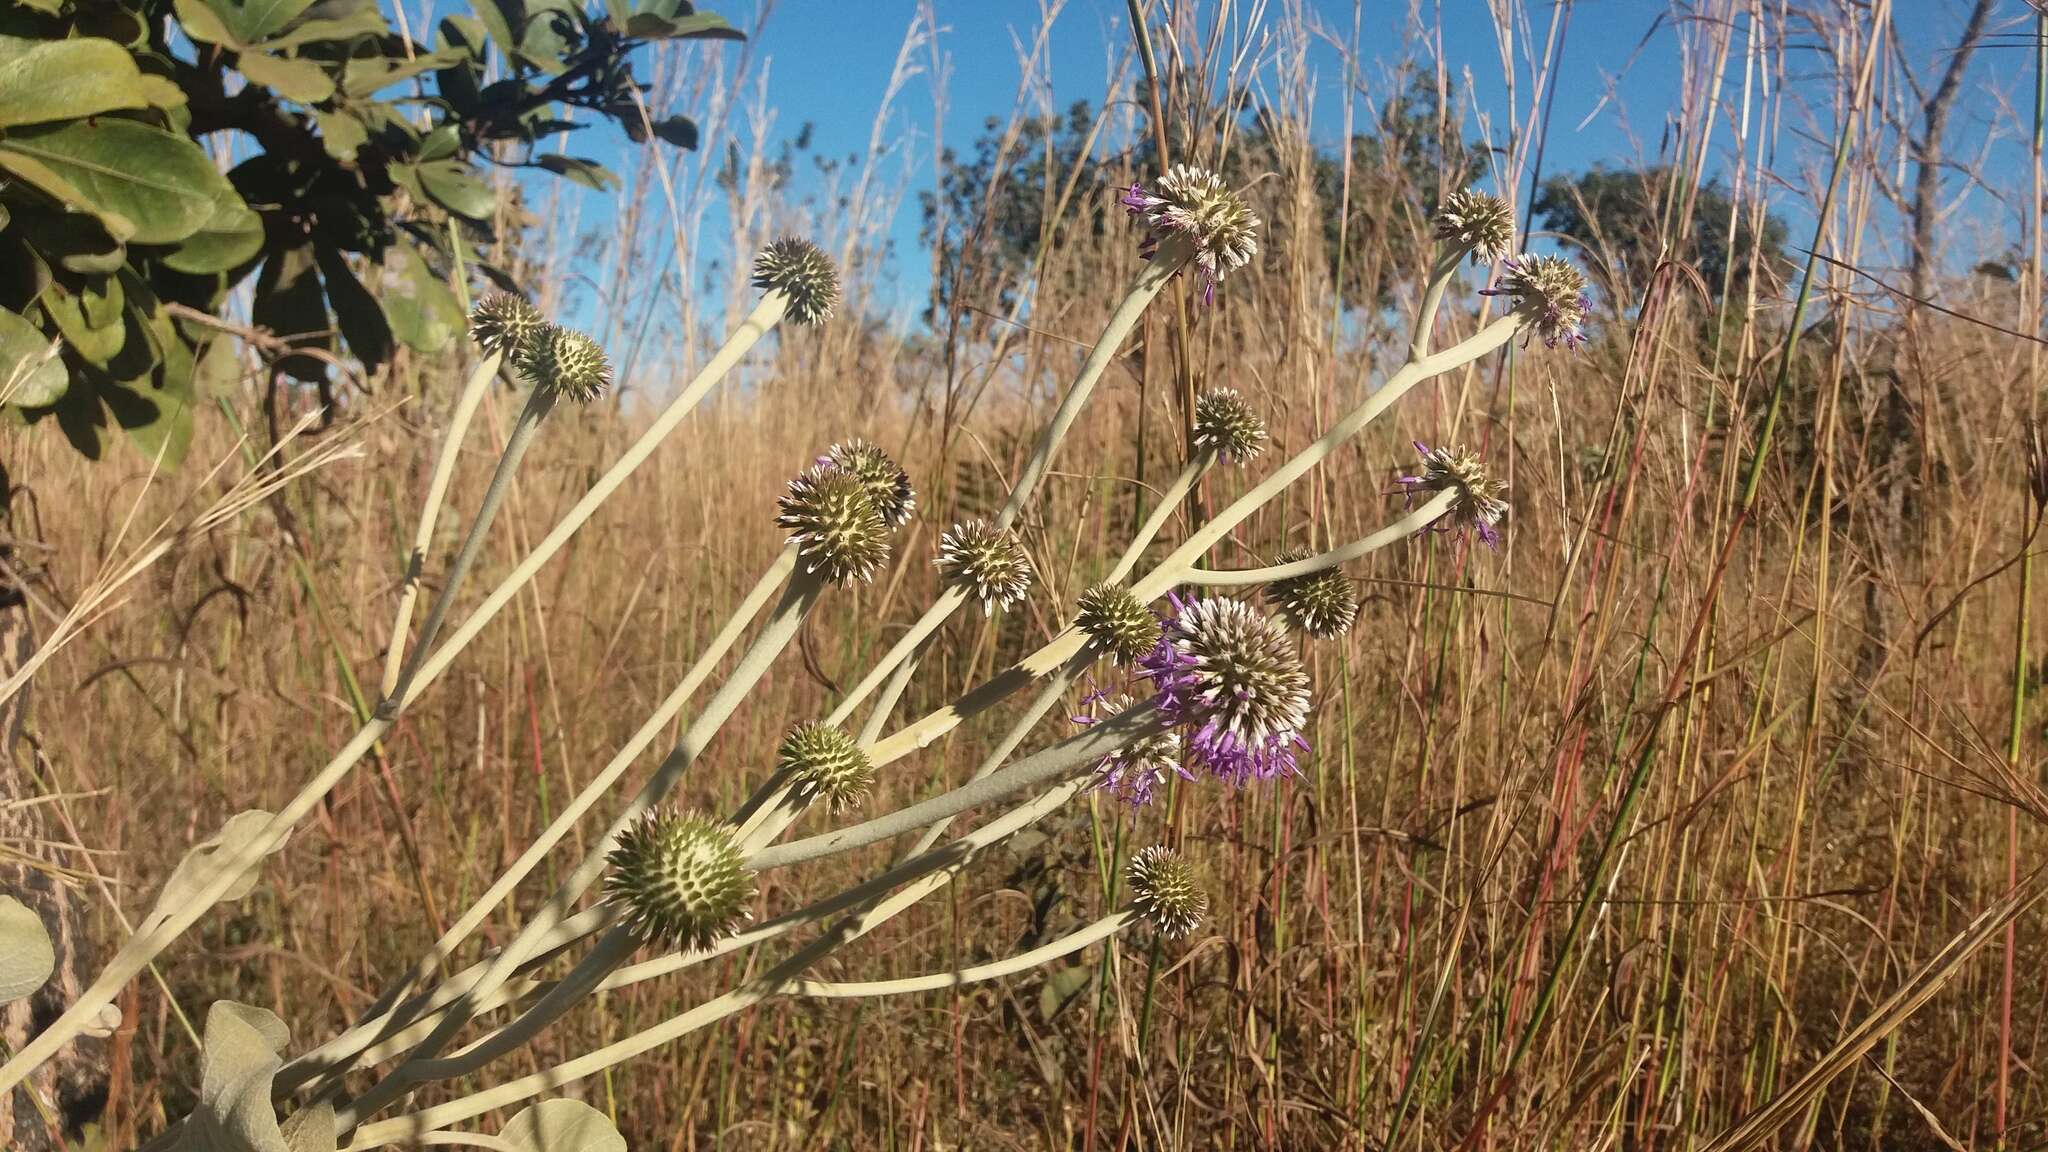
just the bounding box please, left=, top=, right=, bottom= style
left=789, top=912, right=1135, bottom=998
left=378, top=351, right=502, bottom=701
left=383, top=382, right=557, bottom=712
left=1178, top=490, right=1459, bottom=585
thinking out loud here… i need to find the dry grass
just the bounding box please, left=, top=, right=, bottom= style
left=8, top=1, right=2048, bottom=1148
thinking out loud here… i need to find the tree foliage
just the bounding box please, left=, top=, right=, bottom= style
left=0, top=0, right=738, bottom=464
left=1531, top=166, right=1786, bottom=303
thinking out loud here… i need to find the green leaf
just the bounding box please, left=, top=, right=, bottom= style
left=314, top=246, right=391, bottom=368
left=13, top=206, right=126, bottom=275
left=199, top=0, right=319, bottom=48
left=141, top=811, right=290, bottom=936
left=0, top=304, right=66, bottom=407
left=416, top=122, right=460, bottom=162
left=500, top=1101, right=627, bottom=1152
left=378, top=246, right=458, bottom=353
left=171, top=0, right=239, bottom=46
left=161, top=191, right=265, bottom=275
left=312, top=109, right=367, bottom=161
left=339, top=51, right=455, bottom=98
left=252, top=245, right=329, bottom=382
left=647, top=114, right=698, bottom=149
left=0, top=34, right=161, bottom=127
left=260, top=0, right=386, bottom=50
left=622, top=10, right=740, bottom=40
left=40, top=274, right=127, bottom=366
left=237, top=52, right=334, bottom=103
left=0, top=119, right=226, bottom=244
left=533, top=154, right=616, bottom=191
left=0, top=896, right=54, bottom=1005
left=182, top=1001, right=291, bottom=1152
left=410, top=159, right=494, bottom=220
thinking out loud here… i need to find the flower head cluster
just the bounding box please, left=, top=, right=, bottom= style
left=468, top=292, right=546, bottom=358
left=777, top=464, right=890, bottom=584
left=752, top=238, right=839, bottom=325
left=1192, top=388, right=1267, bottom=463
left=1433, top=189, right=1517, bottom=265
left=1265, top=548, right=1358, bottom=639
left=518, top=325, right=612, bottom=402
left=1074, top=581, right=1161, bottom=665
left=777, top=721, right=874, bottom=813
left=1127, top=846, right=1207, bottom=939
left=1075, top=690, right=1187, bottom=807
left=820, top=439, right=915, bottom=529
left=1137, top=594, right=1311, bottom=785
left=1480, top=254, right=1591, bottom=350
left=603, top=807, right=753, bottom=953
left=1400, top=442, right=1508, bottom=547
left=935, top=519, right=1033, bottom=615
left=1119, top=164, right=1261, bottom=304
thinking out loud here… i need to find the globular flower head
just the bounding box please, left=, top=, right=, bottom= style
left=777, top=464, right=890, bottom=584
left=1075, top=581, right=1161, bottom=665
left=1192, top=388, right=1267, bottom=463
left=1265, top=548, right=1358, bottom=639
left=1137, top=594, right=1311, bottom=785
left=1400, top=442, right=1509, bottom=548
left=777, top=721, right=874, bottom=813
left=1480, top=254, right=1591, bottom=350
left=1127, top=846, right=1207, bottom=939
left=1076, top=690, right=1188, bottom=807
left=603, top=807, right=753, bottom=953
left=517, top=325, right=612, bottom=402
left=469, top=292, right=546, bottom=358
left=820, top=439, right=915, bottom=529
left=935, top=519, right=1033, bottom=615
left=1119, top=164, right=1261, bottom=304
left=1433, top=189, right=1517, bottom=265
left=752, top=238, right=839, bottom=325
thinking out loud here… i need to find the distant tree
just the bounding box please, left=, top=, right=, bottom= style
left=1531, top=166, right=1787, bottom=301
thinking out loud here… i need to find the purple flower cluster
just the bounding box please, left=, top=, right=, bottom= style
left=1399, top=441, right=1509, bottom=549
left=1119, top=165, right=1261, bottom=305
left=1478, top=254, right=1591, bottom=350
left=1074, top=689, right=1188, bottom=807
left=1136, top=593, right=1311, bottom=786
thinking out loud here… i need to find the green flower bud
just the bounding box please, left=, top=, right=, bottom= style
left=1074, top=580, right=1160, bottom=664
left=752, top=238, right=839, bottom=326
left=603, top=807, right=753, bottom=953
left=1127, top=846, right=1207, bottom=940
left=778, top=721, right=875, bottom=813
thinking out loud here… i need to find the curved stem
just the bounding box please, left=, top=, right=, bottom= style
left=1178, top=490, right=1458, bottom=585
left=379, top=351, right=501, bottom=700
left=1103, top=452, right=1211, bottom=586
left=790, top=912, right=1133, bottom=998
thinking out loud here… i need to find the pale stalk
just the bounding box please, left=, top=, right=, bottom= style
left=787, top=911, right=1133, bottom=997
left=0, top=299, right=797, bottom=1096
left=343, top=780, right=1092, bottom=1146
left=378, top=351, right=501, bottom=700
left=1179, top=490, right=1460, bottom=585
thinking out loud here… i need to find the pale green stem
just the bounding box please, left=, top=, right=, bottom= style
left=0, top=299, right=798, bottom=1098
left=393, top=293, right=791, bottom=712
left=1104, top=452, right=1212, bottom=586
left=1178, top=490, right=1460, bottom=585
left=383, top=383, right=557, bottom=712
left=343, top=780, right=1090, bottom=1147
left=336, top=544, right=796, bottom=1043
left=378, top=351, right=501, bottom=701
left=787, top=911, right=1134, bottom=998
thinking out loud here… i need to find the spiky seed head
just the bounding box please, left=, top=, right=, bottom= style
left=777, top=721, right=874, bottom=813
left=516, top=325, right=612, bottom=403
left=935, top=519, right=1033, bottom=615
left=1119, top=164, right=1261, bottom=303
left=1481, top=254, right=1591, bottom=350
left=469, top=292, right=546, bottom=358
left=752, top=238, right=839, bottom=325
left=1192, top=388, right=1267, bottom=463
left=777, top=464, right=891, bottom=584
left=1433, top=189, right=1517, bottom=265
left=603, top=807, right=753, bottom=953
left=1138, top=595, right=1312, bottom=784
left=822, top=439, right=916, bottom=529
left=1266, top=548, right=1358, bottom=639
left=1074, top=581, right=1161, bottom=665
left=1127, top=846, right=1207, bottom=939
left=1401, top=442, right=1509, bottom=548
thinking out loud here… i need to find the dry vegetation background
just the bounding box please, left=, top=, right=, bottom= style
left=9, top=0, right=2048, bottom=1148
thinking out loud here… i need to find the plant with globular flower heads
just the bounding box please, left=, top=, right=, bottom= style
left=18, top=149, right=1603, bottom=1152
left=1434, top=188, right=1518, bottom=265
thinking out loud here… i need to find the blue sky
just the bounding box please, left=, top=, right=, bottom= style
left=556, top=0, right=2042, bottom=331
